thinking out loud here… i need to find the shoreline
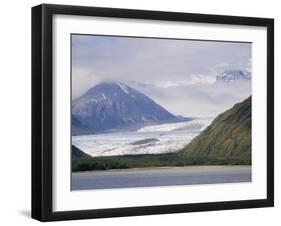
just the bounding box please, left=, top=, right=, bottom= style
left=72, top=152, right=251, bottom=172
left=72, top=164, right=251, bottom=175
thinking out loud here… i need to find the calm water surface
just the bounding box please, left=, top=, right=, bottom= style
left=72, top=165, right=251, bottom=190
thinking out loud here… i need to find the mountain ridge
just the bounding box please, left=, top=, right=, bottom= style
left=180, top=96, right=251, bottom=162
left=216, top=69, right=251, bottom=82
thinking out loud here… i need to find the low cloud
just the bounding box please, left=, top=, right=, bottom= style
left=72, top=35, right=252, bottom=116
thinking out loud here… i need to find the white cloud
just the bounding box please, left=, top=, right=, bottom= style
left=156, top=74, right=215, bottom=88
left=72, top=68, right=99, bottom=99
left=72, top=35, right=252, bottom=116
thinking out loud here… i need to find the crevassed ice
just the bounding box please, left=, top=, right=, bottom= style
left=137, top=119, right=213, bottom=133
left=72, top=118, right=213, bottom=157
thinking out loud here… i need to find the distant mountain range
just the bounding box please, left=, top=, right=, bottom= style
left=180, top=96, right=251, bottom=162
left=72, top=82, right=185, bottom=134
left=216, top=69, right=251, bottom=82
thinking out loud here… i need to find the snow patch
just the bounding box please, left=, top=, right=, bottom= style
left=118, top=83, right=129, bottom=94
left=90, top=98, right=98, bottom=103
left=101, top=93, right=107, bottom=100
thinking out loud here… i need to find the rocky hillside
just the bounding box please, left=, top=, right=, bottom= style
left=72, top=115, right=93, bottom=136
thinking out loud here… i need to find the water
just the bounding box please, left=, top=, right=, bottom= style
left=72, top=166, right=251, bottom=190
left=72, top=118, right=213, bottom=157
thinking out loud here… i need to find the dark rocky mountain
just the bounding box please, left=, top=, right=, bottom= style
left=180, top=96, right=251, bottom=163
left=72, top=145, right=91, bottom=158
left=72, top=115, right=93, bottom=136
left=72, top=82, right=182, bottom=133
left=216, top=69, right=251, bottom=82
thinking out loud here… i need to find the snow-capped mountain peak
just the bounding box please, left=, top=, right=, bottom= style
left=72, top=82, right=183, bottom=133
left=216, top=69, right=251, bottom=82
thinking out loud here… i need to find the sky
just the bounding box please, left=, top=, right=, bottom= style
left=72, top=34, right=252, bottom=117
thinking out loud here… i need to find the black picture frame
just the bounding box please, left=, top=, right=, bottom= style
left=32, top=4, right=274, bottom=222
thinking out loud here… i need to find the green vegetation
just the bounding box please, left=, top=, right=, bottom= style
left=72, top=96, right=252, bottom=172
left=180, top=96, right=251, bottom=162
left=72, top=153, right=250, bottom=172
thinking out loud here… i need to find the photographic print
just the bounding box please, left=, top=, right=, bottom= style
left=71, top=34, right=252, bottom=190
left=32, top=4, right=274, bottom=221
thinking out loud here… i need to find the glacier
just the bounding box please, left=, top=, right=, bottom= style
left=137, top=118, right=212, bottom=132
left=72, top=118, right=213, bottom=157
